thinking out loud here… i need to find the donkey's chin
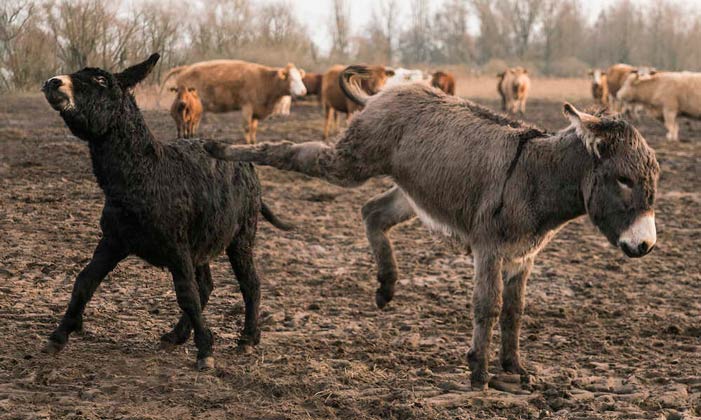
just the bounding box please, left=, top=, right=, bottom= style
left=44, top=92, right=73, bottom=112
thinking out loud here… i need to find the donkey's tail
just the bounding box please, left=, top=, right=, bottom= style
left=260, top=201, right=294, bottom=231
left=339, top=65, right=372, bottom=106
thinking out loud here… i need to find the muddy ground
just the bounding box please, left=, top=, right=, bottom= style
left=0, top=93, right=699, bottom=420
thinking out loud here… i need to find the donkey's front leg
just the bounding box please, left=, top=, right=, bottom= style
left=499, top=258, right=533, bottom=378
left=44, top=237, right=127, bottom=354
left=467, top=251, right=503, bottom=390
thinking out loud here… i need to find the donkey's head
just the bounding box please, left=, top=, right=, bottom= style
left=42, top=53, right=160, bottom=140
left=564, top=103, right=660, bottom=258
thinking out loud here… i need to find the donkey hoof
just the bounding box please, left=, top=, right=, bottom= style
left=470, top=378, right=489, bottom=391
left=196, top=356, right=215, bottom=371
left=375, top=289, right=393, bottom=309
left=42, top=339, right=65, bottom=355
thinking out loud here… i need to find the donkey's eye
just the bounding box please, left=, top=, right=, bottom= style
left=617, top=177, right=634, bottom=189
left=93, top=76, right=108, bottom=87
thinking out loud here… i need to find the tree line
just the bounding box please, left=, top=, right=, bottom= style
left=2, top=0, right=701, bottom=91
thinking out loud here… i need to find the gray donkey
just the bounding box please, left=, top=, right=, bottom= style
left=205, top=66, right=659, bottom=390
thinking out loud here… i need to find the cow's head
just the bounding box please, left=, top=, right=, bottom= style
left=588, top=69, right=606, bottom=85
left=42, top=53, right=159, bottom=140
left=563, top=103, right=659, bottom=258
left=278, top=63, right=306, bottom=97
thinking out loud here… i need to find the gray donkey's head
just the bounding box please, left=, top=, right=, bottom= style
left=564, top=104, right=659, bottom=258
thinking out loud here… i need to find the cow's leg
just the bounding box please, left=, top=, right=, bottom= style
left=176, top=121, right=183, bottom=138
left=160, top=264, right=214, bottom=349
left=499, top=257, right=533, bottom=377
left=250, top=118, right=259, bottom=144
left=169, top=253, right=214, bottom=370
left=205, top=140, right=373, bottom=188
left=361, top=187, right=416, bottom=309
left=242, top=105, right=254, bottom=144
left=44, top=237, right=127, bottom=354
left=467, top=250, right=503, bottom=390
left=226, top=222, right=261, bottom=352
left=520, top=99, right=527, bottom=114
left=323, top=105, right=334, bottom=139
left=663, top=108, right=679, bottom=141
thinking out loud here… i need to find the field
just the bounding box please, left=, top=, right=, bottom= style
left=1, top=84, right=700, bottom=420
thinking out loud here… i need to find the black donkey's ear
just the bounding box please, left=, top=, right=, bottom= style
left=116, top=53, right=160, bottom=89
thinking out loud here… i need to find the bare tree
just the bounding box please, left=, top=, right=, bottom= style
left=497, top=0, right=544, bottom=59
left=433, top=0, right=475, bottom=64
left=329, top=0, right=350, bottom=60
left=400, top=0, right=433, bottom=64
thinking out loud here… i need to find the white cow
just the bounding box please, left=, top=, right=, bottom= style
left=385, top=67, right=429, bottom=88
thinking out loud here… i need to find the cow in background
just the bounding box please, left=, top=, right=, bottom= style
left=618, top=69, right=698, bottom=141
left=431, top=71, right=456, bottom=95
left=589, top=69, right=608, bottom=106
left=497, top=67, right=530, bottom=114
left=161, top=60, right=306, bottom=144
left=169, top=86, right=203, bottom=138
left=321, top=64, right=394, bottom=139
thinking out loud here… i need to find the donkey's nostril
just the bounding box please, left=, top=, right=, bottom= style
left=638, top=241, right=653, bottom=255
left=44, top=78, right=63, bottom=91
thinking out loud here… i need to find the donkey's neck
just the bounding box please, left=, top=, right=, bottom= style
left=524, top=129, right=593, bottom=231
left=88, top=100, right=162, bottom=201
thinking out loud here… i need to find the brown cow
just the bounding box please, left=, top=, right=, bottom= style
left=321, top=64, right=394, bottom=139
left=588, top=69, right=609, bottom=106
left=302, top=73, right=323, bottom=97
left=162, top=60, right=306, bottom=144
left=431, top=71, right=456, bottom=95
left=169, top=86, right=203, bottom=138
left=497, top=67, right=530, bottom=114
left=605, top=63, right=635, bottom=112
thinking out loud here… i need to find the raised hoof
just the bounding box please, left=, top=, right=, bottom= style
left=375, top=289, right=393, bottom=309
left=196, top=356, right=215, bottom=371
left=42, top=339, right=65, bottom=355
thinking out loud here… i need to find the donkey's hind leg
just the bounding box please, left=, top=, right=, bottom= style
left=205, top=140, right=370, bottom=188
left=361, top=186, right=416, bottom=309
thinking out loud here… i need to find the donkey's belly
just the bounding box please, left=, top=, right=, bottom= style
left=399, top=188, right=466, bottom=241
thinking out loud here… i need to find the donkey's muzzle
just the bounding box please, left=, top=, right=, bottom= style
left=617, top=212, right=656, bottom=258
left=42, top=77, right=63, bottom=92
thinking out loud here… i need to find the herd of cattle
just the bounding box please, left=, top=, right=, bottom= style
left=161, top=60, right=459, bottom=143
left=162, top=58, right=700, bottom=143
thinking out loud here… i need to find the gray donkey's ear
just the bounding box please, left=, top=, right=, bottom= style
left=116, top=53, right=160, bottom=89
left=563, top=103, right=603, bottom=158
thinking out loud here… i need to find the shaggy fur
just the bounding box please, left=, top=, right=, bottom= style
left=41, top=54, right=291, bottom=370
left=205, top=73, right=660, bottom=390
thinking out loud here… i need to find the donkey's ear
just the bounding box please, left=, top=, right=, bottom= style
left=116, top=53, right=160, bottom=89
left=563, top=103, right=603, bottom=157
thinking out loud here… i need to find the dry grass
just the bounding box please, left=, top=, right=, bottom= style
left=455, top=76, right=591, bottom=102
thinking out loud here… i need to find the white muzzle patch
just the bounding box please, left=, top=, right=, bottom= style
left=288, top=68, right=307, bottom=97
left=618, top=212, right=656, bottom=255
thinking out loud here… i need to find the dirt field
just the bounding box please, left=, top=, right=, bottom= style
left=1, top=90, right=699, bottom=420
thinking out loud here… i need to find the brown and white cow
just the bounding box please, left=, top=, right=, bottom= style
left=321, top=64, right=394, bottom=139
left=618, top=69, right=700, bottom=141
left=162, top=60, right=306, bottom=144
left=589, top=69, right=609, bottom=106
left=497, top=67, right=530, bottom=114
left=169, top=86, right=203, bottom=138
left=605, top=63, right=636, bottom=113
left=431, top=71, right=456, bottom=95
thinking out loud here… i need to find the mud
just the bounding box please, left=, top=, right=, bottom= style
left=0, top=94, right=699, bottom=419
